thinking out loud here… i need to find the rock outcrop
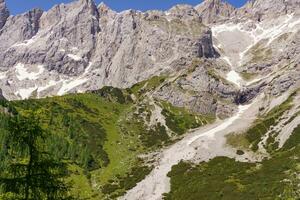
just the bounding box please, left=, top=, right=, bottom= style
left=238, top=0, right=300, bottom=21
left=195, top=0, right=300, bottom=24
left=0, top=0, right=219, bottom=101
left=195, top=0, right=236, bottom=24
left=0, top=0, right=9, bottom=29
left=0, top=0, right=298, bottom=119
left=0, top=88, right=5, bottom=100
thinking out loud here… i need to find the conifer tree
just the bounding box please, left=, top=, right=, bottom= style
left=0, top=113, right=73, bottom=200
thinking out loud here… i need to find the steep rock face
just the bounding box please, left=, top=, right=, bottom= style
left=167, top=4, right=201, bottom=21
left=0, top=88, right=5, bottom=100
left=154, top=60, right=237, bottom=117
left=0, top=0, right=99, bottom=75
left=238, top=0, right=300, bottom=21
left=195, top=0, right=300, bottom=24
left=0, top=0, right=9, bottom=29
left=210, top=0, right=300, bottom=102
left=195, top=0, right=236, bottom=24
left=0, top=0, right=219, bottom=100
left=0, top=0, right=297, bottom=120
left=0, top=8, right=43, bottom=46
left=91, top=5, right=218, bottom=88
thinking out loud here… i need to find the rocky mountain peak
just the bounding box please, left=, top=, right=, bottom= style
left=0, top=0, right=298, bottom=102
left=26, top=8, right=43, bottom=33
left=0, top=0, right=9, bottom=29
left=167, top=4, right=201, bottom=21
left=195, top=0, right=236, bottom=24
left=98, top=2, right=109, bottom=10
left=201, top=0, right=225, bottom=7
left=78, top=0, right=95, bottom=6
left=166, top=4, right=201, bottom=22
left=238, top=0, right=300, bottom=21
left=98, top=2, right=116, bottom=16
left=77, top=0, right=99, bottom=17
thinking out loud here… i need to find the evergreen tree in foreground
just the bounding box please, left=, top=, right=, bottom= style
left=0, top=113, right=73, bottom=200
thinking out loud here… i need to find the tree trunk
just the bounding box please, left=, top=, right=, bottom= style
left=25, top=145, right=33, bottom=200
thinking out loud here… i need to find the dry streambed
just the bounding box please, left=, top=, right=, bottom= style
left=121, top=87, right=263, bottom=200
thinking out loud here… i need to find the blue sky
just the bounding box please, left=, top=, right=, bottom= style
left=6, top=0, right=248, bottom=15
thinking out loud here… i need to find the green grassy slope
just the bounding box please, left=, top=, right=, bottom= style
left=160, top=101, right=215, bottom=135
left=0, top=76, right=214, bottom=199
left=165, top=124, right=300, bottom=200
left=3, top=92, right=136, bottom=199
left=165, top=91, right=300, bottom=200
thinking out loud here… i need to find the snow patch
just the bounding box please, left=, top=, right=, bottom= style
left=213, top=13, right=299, bottom=67
left=70, top=47, right=79, bottom=51
left=83, top=62, right=93, bottom=74
left=221, top=56, right=243, bottom=87
left=57, top=62, right=93, bottom=96
left=246, top=77, right=262, bottom=86
left=12, top=38, right=36, bottom=47
left=37, top=80, right=61, bottom=93
left=57, top=78, right=88, bottom=96
left=17, top=86, right=37, bottom=100
left=212, top=23, right=241, bottom=35
left=67, top=54, right=82, bottom=61
left=288, top=17, right=300, bottom=29
left=226, top=70, right=242, bottom=87
left=222, top=56, right=233, bottom=66
left=15, top=63, right=44, bottom=81
left=0, top=71, right=7, bottom=79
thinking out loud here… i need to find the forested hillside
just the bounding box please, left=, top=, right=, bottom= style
left=0, top=78, right=213, bottom=199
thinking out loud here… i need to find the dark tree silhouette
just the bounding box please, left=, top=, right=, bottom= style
left=0, top=113, right=73, bottom=200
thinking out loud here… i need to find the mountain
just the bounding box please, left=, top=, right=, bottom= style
left=0, top=0, right=218, bottom=101
left=238, top=0, right=300, bottom=21
left=195, top=0, right=236, bottom=24
left=0, top=0, right=299, bottom=199
left=0, top=0, right=9, bottom=29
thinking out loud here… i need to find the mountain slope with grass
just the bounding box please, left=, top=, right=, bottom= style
left=0, top=76, right=215, bottom=199
left=0, top=0, right=299, bottom=199
left=165, top=90, right=300, bottom=200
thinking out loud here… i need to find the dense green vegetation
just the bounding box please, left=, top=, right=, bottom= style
left=165, top=91, right=300, bottom=200
left=0, top=93, right=128, bottom=199
left=165, top=123, right=300, bottom=199
left=0, top=113, right=72, bottom=200
left=122, top=117, right=169, bottom=148
left=0, top=75, right=211, bottom=199
left=0, top=90, right=145, bottom=199
left=93, top=87, right=131, bottom=104
left=165, top=147, right=300, bottom=200
left=129, top=76, right=166, bottom=98
left=160, top=101, right=215, bottom=135
left=101, top=160, right=153, bottom=199
left=10, top=95, right=113, bottom=172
